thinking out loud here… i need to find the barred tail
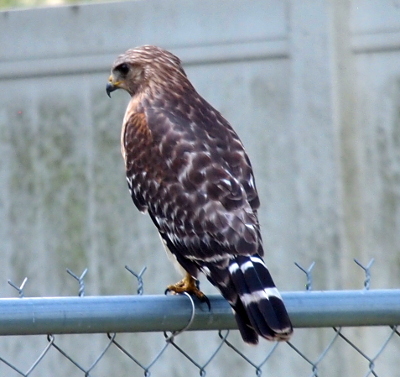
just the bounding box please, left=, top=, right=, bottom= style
left=228, top=255, right=293, bottom=344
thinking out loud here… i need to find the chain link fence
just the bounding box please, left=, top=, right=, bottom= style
left=1, top=260, right=399, bottom=377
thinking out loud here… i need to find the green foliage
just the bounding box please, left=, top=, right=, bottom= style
left=0, top=0, right=54, bottom=9
left=0, top=0, right=98, bottom=10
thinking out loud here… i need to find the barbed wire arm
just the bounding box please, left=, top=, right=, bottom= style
left=0, top=290, right=399, bottom=336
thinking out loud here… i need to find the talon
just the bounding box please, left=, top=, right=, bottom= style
left=166, top=272, right=209, bottom=305
left=201, top=295, right=211, bottom=311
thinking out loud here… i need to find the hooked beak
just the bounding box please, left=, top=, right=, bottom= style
left=106, top=75, right=119, bottom=98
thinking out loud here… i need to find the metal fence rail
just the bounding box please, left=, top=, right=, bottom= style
left=1, top=261, right=399, bottom=377
left=0, top=290, right=400, bottom=336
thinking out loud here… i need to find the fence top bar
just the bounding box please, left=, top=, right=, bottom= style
left=0, top=289, right=399, bottom=336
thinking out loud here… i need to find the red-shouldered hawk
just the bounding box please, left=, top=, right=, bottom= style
left=106, top=45, right=292, bottom=344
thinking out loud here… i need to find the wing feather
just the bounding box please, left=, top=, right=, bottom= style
left=127, top=106, right=262, bottom=261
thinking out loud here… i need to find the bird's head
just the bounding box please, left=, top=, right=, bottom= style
left=106, top=45, right=187, bottom=98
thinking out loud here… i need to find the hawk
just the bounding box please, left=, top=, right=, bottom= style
left=106, top=45, right=293, bottom=344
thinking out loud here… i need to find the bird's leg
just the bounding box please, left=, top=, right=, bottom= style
left=166, top=272, right=209, bottom=304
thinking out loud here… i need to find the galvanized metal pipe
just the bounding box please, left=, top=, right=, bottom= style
left=0, top=290, right=399, bottom=336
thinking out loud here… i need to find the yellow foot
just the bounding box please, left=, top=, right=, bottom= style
left=166, top=273, right=207, bottom=302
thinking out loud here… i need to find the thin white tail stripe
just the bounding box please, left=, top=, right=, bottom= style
left=240, top=261, right=253, bottom=272
left=240, top=288, right=282, bottom=306
left=249, top=256, right=267, bottom=268
left=228, top=262, right=239, bottom=274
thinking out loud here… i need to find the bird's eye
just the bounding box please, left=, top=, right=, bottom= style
left=118, top=63, right=129, bottom=75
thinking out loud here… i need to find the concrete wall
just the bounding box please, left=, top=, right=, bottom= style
left=1, top=0, right=400, bottom=376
